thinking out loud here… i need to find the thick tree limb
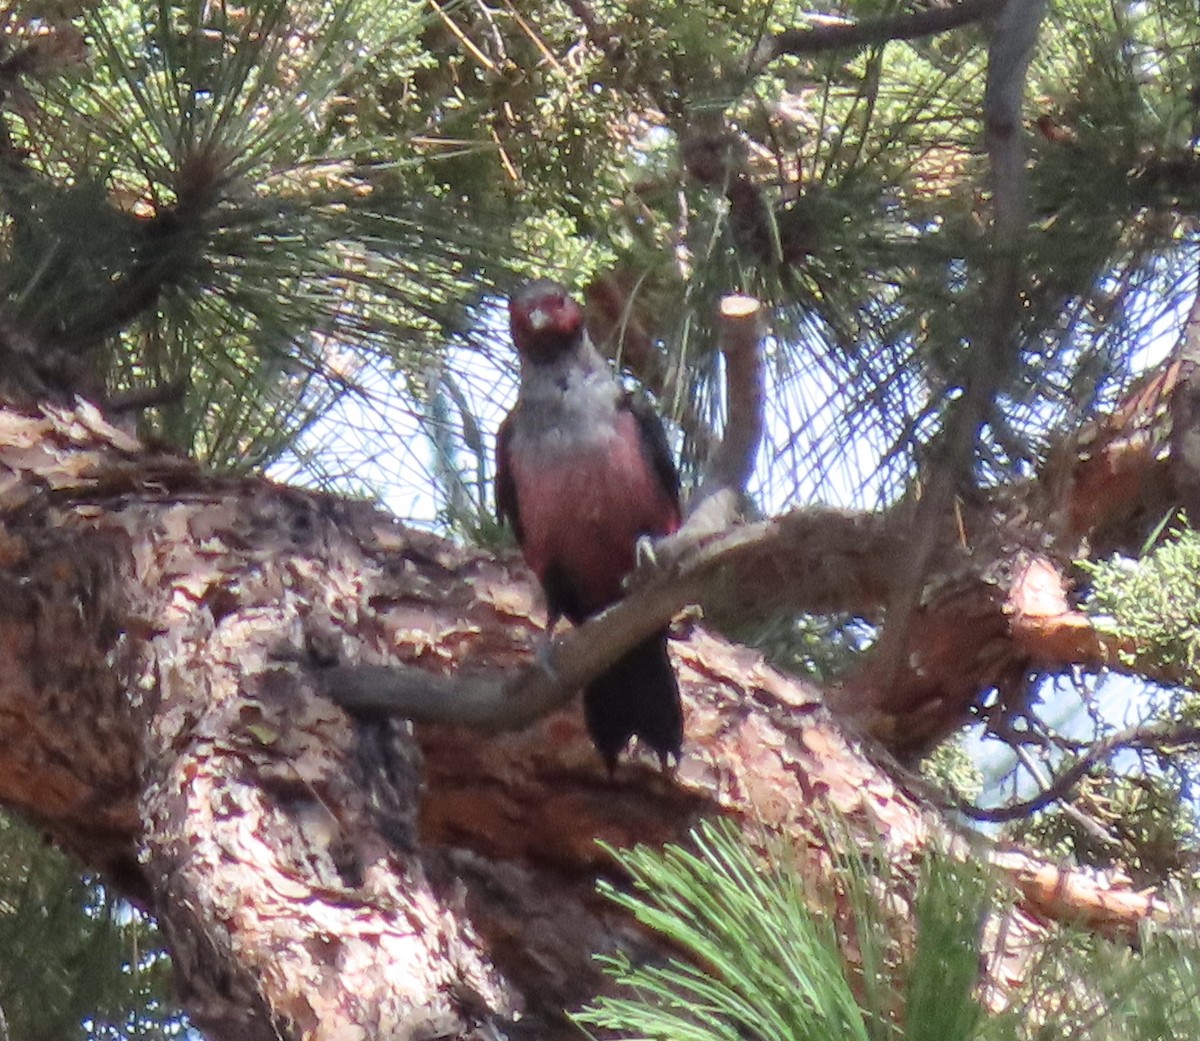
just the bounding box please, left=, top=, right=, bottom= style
left=323, top=506, right=901, bottom=728
left=0, top=399, right=1185, bottom=1039
left=7, top=383, right=1182, bottom=768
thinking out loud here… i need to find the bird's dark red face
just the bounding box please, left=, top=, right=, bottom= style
left=509, top=280, right=585, bottom=363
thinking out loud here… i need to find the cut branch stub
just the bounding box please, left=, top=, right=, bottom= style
left=684, top=293, right=766, bottom=537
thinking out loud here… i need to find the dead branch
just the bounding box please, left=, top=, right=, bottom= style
left=321, top=504, right=902, bottom=727
left=992, top=849, right=1169, bottom=944
left=102, top=378, right=188, bottom=415
left=983, top=0, right=1046, bottom=237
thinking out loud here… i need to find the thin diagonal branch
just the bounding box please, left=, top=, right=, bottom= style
left=955, top=721, right=1200, bottom=824
left=1011, top=743, right=1121, bottom=848
left=319, top=505, right=900, bottom=729
left=866, top=0, right=1045, bottom=691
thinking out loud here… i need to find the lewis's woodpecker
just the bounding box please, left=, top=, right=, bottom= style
left=495, top=279, right=683, bottom=769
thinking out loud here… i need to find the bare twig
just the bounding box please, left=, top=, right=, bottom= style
left=957, top=721, right=1200, bottom=823
left=753, top=0, right=1007, bottom=69
left=1011, top=743, right=1121, bottom=848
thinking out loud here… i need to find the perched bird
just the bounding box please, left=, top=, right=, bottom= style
left=495, top=279, right=683, bottom=770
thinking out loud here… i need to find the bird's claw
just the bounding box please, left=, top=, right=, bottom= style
left=635, top=534, right=659, bottom=570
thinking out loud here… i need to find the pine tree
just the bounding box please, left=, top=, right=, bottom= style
left=0, top=0, right=1197, bottom=1035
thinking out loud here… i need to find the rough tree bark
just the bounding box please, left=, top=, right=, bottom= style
left=0, top=370, right=1181, bottom=1039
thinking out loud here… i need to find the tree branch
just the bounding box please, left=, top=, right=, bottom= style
left=992, top=848, right=1170, bottom=944
left=320, top=505, right=902, bottom=727
left=752, top=0, right=1007, bottom=69
left=102, top=378, right=188, bottom=415
left=983, top=0, right=1046, bottom=237
left=956, top=721, right=1200, bottom=824
left=1010, top=742, right=1123, bottom=848
left=863, top=0, right=1045, bottom=697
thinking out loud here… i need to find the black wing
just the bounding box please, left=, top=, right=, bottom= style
left=495, top=409, right=523, bottom=545
left=622, top=391, right=681, bottom=511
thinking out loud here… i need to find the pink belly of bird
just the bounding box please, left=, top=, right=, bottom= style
left=512, top=416, right=677, bottom=613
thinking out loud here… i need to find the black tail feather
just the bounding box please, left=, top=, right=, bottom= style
left=583, top=629, right=682, bottom=770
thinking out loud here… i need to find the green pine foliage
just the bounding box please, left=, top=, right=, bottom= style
left=578, top=820, right=887, bottom=1041
left=997, top=921, right=1200, bottom=1041
left=1085, top=522, right=1200, bottom=687
left=3, top=0, right=1191, bottom=516
left=577, top=820, right=990, bottom=1041
left=576, top=820, right=1200, bottom=1041
left=9, top=0, right=522, bottom=468
left=0, top=813, right=180, bottom=1039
